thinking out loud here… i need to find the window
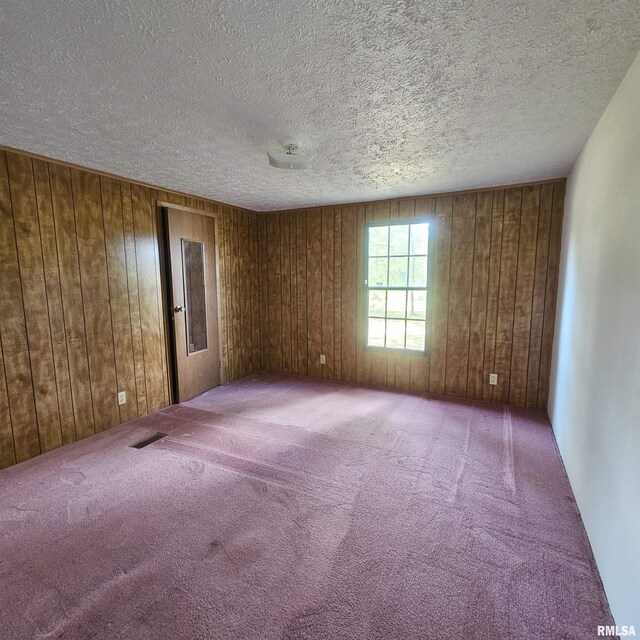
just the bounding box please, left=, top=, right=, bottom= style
left=366, top=221, right=429, bottom=351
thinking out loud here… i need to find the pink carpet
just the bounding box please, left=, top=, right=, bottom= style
left=0, top=373, right=614, bottom=639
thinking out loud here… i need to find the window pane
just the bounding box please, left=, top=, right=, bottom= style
left=386, top=319, right=406, bottom=348
left=368, top=226, right=389, bottom=256
left=183, top=240, right=207, bottom=354
left=410, top=223, right=429, bottom=255
left=387, top=290, right=406, bottom=318
left=368, top=257, right=388, bottom=286
left=407, top=290, right=427, bottom=320
left=409, top=256, right=427, bottom=287
left=368, top=318, right=385, bottom=347
left=365, top=222, right=428, bottom=353
left=368, top=290, right=386, bottom=317
left=388, top=257, right=408, bottom=287
left=406, top=320, right=426, bottom=350
left=389, top=225, right=409, bottom=255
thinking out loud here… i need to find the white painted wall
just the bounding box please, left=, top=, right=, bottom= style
left=549, top=51, right=640, bottom=627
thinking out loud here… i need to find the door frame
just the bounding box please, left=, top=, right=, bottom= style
left=157, top=201, right=225, bottom=404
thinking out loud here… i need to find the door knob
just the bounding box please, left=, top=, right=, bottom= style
left=173, top=305, right=184, bottom=313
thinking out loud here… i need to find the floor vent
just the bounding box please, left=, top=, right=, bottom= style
left=131, top=432, right=167, bottom=449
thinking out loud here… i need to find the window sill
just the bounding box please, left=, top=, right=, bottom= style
left=364, top=346, right=428, bottom=357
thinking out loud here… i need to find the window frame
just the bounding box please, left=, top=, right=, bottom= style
left=364, top=218, right=433, bottom=355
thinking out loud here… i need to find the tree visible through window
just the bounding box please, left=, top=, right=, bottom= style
left=366, top=221, right=429, bottom=351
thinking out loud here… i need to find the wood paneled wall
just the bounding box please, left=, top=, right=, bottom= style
left=0, top=149, right=261, bottom=469
left=0, top=145, right=564, bottom=470
left=259, top=180, right=565, bottom=410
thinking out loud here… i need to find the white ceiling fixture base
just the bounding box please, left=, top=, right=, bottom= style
left=267, top=139, right=312, bottom=170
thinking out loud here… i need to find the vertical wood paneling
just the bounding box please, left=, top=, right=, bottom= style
left=218, top=206, right=229, bottom=378
left=493, top=188, right=523, bottom=403
left=466, top=190, right=493, bottom=399
left=341, top=205, right=357, bottom=383
left=33, top=160, right=76, bottom=446
left=354, top=205, right=369, bottom=385
left=428, top=196, right=453, bottom=395
left=0, top=152, right=40, bottom=463
left=223, top=207, right=234, bottom=379
left=258, top=215, right=269, bottom=371
left=334, top=208, right=343, bottom=381
left=131, top=184, right=165, bottom=412
left=295, top=212, right=308, bottom=375
left=537, top=181, right=565, bottom=409
left=357, top=204, right=372, bottom=386
left=0, top=148, right=262, bottom=468
left=165, top=192, right=186, bottom=207
left=225, top=208, right=236, bottom=378
left=251, top=213, right=261, bottom=373
left=280, top=213, right=292, bottom=372
left=482, top=190, right=505, bottom=401
left=231, top=208, right=242, bottom=377
left=261, top=180, right=563, bottom=409
left=288, top=213, right=299, bottom=375
left=266, top=213, right=282, bottom=371
left=71, top=169, right=120, bottom=431
left=306, top=210, right=322, bottom=378
left=120, top=181, right=148, bottom=416
left=0, top=338, right=15, bottom=468
left=509, top=185, right=540, bottom=405
left=445, top=193, right=476, bottom=397
left=49, top=164, right=95, bottom=439
left=239, top=210, right=250, bottom=375
left=101, top=176, right=138, bottom=422
left=206, top=204, right=262, bottom=382
left=525, top=183, right=553, bottom=408
left=7, top=153, right=62, bottom=453
left=321, top=208, right=335, bottom=379
left=229, top=205, right=243, bottom=379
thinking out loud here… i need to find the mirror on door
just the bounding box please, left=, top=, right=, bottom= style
left=182, top=239, right=207, bottom=355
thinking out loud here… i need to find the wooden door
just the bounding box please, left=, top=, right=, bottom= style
left=167, top=207, right=221, bottom=401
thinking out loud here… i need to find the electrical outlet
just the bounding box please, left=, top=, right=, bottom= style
left=320, top=354, right=326, bottom=365
left=117, top=391, right=127, bottom=405
left=489, top=373, right=498, bottom=386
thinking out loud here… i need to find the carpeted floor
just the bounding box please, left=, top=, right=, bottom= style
left=0, top=373, right=614, bottom=639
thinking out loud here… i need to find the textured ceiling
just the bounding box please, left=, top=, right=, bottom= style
left=2, top=1, right=639, bottom=211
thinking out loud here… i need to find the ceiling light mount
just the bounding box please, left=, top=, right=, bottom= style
left=267, top=138, right=312, bottom=170
left=282, top=140, right=299, bottom=155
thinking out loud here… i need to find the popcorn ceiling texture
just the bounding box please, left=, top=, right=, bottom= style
left=1, top=1, right=639, bottom=211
